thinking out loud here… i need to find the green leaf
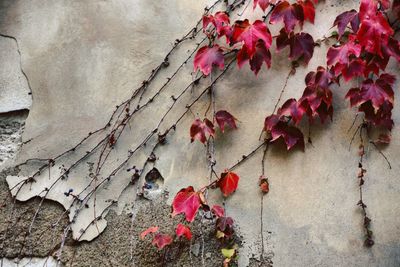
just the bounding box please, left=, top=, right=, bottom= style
left=221, top=248, right=235, bottom=259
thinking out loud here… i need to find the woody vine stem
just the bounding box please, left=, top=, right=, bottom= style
left=1, top=0, right=399, bottom=266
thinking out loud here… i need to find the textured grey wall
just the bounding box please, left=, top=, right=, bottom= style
left=0, top=0, right=399, bottom=266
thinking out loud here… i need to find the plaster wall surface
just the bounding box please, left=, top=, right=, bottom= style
left=0, top=0, right=399, bottom=266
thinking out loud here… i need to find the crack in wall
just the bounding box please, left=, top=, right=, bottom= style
left=0, top=33, right=33, bottom=99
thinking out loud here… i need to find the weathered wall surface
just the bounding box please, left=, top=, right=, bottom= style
left=0, top=0, right=400, bottom=266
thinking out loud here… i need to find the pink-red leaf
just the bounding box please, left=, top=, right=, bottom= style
left=215, top=110, right=238, bottom=132
left=203, top=12, right=232, bottom=40
left=140, top=226, right=159, bottom=240
left=194, top=45, right=225, bottom=76
left=218, top=171, right=240, bottom=197
left=277, top=98, right=307, bottom=124
left=152, top=233, right=173, bottom=250
left=253, top=0, right=277, bottom=12
left=327, top=37, right=362, bottom=66
left=176, top=224, right=192, bottom=240
left=232, top=19, right=272, bottom=57
left=172, top=186, right=201, bottom=222
left=190, top=118, right=215, bottom=143
left=211, top=205, right=225, bottom=217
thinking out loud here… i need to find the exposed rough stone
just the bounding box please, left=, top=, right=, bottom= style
left=0, top=110, right=27, bottom=168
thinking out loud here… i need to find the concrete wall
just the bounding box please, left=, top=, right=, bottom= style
left=0, top=0, right=400, bottom=266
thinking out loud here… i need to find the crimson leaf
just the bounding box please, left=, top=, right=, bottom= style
left=172, top=186, right=201, bottom=222
left=218, top=171, right=240, bottom=197
left=176, top=224, right=192, bottom=240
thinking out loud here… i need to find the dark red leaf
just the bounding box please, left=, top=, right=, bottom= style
left=152, top=233, right=173, bottom=250
left=216, top=216, right=234, bottom=238
left=270, top=1, right=304, bottom=32
left=172, top=186, right=201, bottom=222
left=394, top=0, right=400, bottom=19
left=215, top=110, right=237, bottom=132
left=194, top=45, right=225, bottom=76
left=211, top=205, right=225, bottom=217
left=359, top=101, right=394, bottom=130
left=382, top=37, right=400, bottom=62
left=190, top=118, right=215, bottom=143
left=237, top=40, right=272, bottom=75
left=345, top=73, right=395, bottom=110
left=176, top=223, right=192, bottom=240
left=140, top=226, right=159, bottom=240
left=276, top=30, right=314, bottom=64
left=333, top=10, right=359, bottom=37
left=264, top=114, right=280, bottom=132
left=218, top=171, right=240, bottom=197
left=269, top=120, right=305, bottom=150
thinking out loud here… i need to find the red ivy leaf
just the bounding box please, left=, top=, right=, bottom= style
left=276, top=29, right=315, bottom=64
left=232, top=19, right=272, bottom=57
left=176, top=224, right=192, bottom=240
left=327, top=37, right=362, bottom=66
left=152, top=233, right=173, bottom=250
left=359, top=101, right=394, bottom=130
left=194, top=45, right=225, bottom=76
left=383, top=37, right=400, bottom=62
left=298, top=0, right=316, bottom=24
left=356, top=12, right=393, bottom=57
left=216, top=216, right=234, bottom=238
left=211, top=205, right=225, bottom=217
left=346, top=73, right=395, bottom=110
left=264, top=116, right=305, bottom=150
left=172, top=186, right=201, bottom=222
left=333, top=10, right=359, bottom=38
left=270, top=121, right=305, bottom=150
left=277, top=98, right=307, bottom=124
left=215, top=110, right=238, bottom=132
left=237, top=40, right=272, bottom=75
left=253, top=0, right=277, bottom=12
left=140, top=226, right=159, bottom=240
left=190, top=118, right=215, bottom=143
left=333, top=58, right=366, bottom=81
left=270, top=1, right=304, bottom=32
left=203, top=12, right=232, bottom=41
left=218, top=171, right=240, bottom=197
